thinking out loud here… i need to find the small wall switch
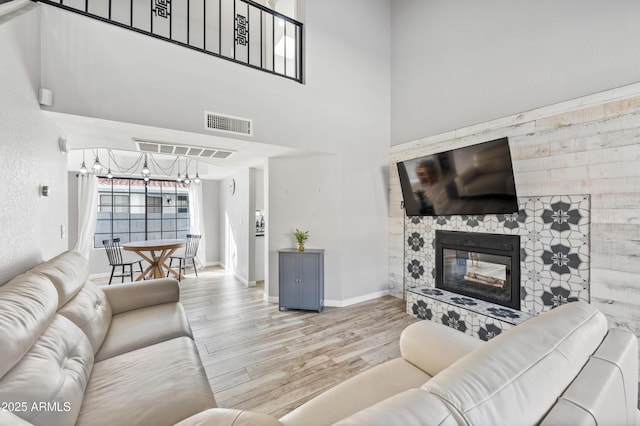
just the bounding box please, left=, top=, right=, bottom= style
left=39, top=88, right=53, bottom=107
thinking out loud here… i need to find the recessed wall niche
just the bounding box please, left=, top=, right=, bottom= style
left=404, top=194, right=590, bottom=316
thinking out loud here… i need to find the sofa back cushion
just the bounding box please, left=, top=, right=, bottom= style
left=422, top=301, right=608, bottom=425
left=30, top=250, right=89, bottom=309
left=0, top=314, right=94, bottom=426
left=58, top=280, right=112, bottom=354
left=0, top=272, right=59, bottom=378
left=541, top=327, right=639, bottom=426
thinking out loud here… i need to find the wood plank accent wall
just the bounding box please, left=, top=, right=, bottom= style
left=389, top=83, right=640, bottom=340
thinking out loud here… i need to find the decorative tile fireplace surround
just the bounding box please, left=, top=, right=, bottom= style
left=405, top=195, right=590, bottom=341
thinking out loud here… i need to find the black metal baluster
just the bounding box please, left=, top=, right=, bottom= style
left=203, top=0, right=206, bottom=50
left=298, top=25, right=303, bottom=81
left=169, top=0, right=172, bottom=40
left=246, top=3, right=249, bottom=64
left=150, top=0, right=153, bottom=34
left=284, top=19, right=287, bottom=76
left=260, top=9, right=263, bottom=69
left=108, top=0, right=111, bottom=20
left=217, top=0, right=221, bottom=54
left=233, top=0, right=236, bottom=60
left=84, top=0, right=87, bottom=13
left=271, top=13, right=275, bottom=72
left=187, top=0, right=190, bottom=45
left=129, top=0, right=133, bottom=27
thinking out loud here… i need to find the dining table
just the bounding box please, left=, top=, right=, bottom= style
left=122, top=239, right=186, bottom=281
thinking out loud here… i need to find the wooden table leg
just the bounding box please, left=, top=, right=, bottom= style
left=159, top=248, right=183, bottom=280
left=133, top=250, right=155, bottom=281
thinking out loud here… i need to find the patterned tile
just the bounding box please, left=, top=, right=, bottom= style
left=404, top=194, right=591, bottom=323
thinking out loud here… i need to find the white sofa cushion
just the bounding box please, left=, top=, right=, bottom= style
left=95, top=302, right=193, bottom=361
left=280, top=358, right=431, bottom=426
left=58, top=281, right=112, bottom=354
left=77, top=336, right=217, bottom=426
left=0, top=314, right=94, bottom=426
left=0, top=271, right=58, bottom=378
left=541, top=328, right=639, bottom=426
left=422, top=301, right=608, bottom=425
left=30, top=250, right=89, bottom=308
left=334, top=389, right=457, bottom=426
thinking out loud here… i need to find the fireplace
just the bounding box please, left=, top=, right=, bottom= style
left=435, top=230, right=520, bottom=310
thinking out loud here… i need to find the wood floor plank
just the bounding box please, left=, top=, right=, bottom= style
left=176, top=267, right=418, bottom=418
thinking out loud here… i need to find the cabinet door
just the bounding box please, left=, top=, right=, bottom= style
left=299, top=253, right=320, bottom=311
left=279, top=253, right=299, bottom=308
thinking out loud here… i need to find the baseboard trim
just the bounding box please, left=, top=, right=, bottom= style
left=234, top=274, right=256, bottom=287
left=324, top=290, right=390, bottom=308
left=262, top=291, right=389, bottom=307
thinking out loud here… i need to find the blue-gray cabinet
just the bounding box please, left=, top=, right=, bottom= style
left=278, top=249, right=324, bottom=312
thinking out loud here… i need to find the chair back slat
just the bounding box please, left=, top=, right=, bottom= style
left=185, top=234, right=201, bottom=258
left=103, top=238, right=124, bottom=265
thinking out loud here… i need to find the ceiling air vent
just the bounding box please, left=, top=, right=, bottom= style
left=204, top=111, right=253, bottom=136
left=133, top=139, right=235, bottom=160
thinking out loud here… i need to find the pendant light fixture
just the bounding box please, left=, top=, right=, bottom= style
left=183, top=158, right=190, bottom=185
left=141, top=153, right=150, bottom=176
left=176, top=156, right=183, bottom=182
left=92, top=149, right=104, bottom=173
left=79, top=149, right=88, bottom=174
left=106, top=150, right=113, bottom=179
left=194, top=160, right=201, bottom=184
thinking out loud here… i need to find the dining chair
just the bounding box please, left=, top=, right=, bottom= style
left=168, top=234, right=201, bottom=281
left=102, top=238, right=144, bottom=284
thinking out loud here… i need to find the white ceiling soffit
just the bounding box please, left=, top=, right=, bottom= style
left=134, top=139, right=236, bottom=159
left=204, top=111, right=253, bottom=136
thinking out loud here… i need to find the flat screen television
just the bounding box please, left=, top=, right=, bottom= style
left=396, top=137, right=518, bottom=216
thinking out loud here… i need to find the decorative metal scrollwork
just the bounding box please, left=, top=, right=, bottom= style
left=153, top=0, right=171, bottom=18
left=235, top=14, right=248, bottom=46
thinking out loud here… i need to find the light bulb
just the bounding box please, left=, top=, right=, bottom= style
left=92, top=156, right=103, bottom=173
left=143, top=175, right=149, bottom=182
left=177, top=173, right=183, bottom=182
left=79, top=161, right=88, bottom=174
left=107, top=169, right=113, bottom=179
left=194, top=173, right=201, bottom=184
left=184, top=173, right=190, bottom=185
left=142, top=154, right=150, bottom=175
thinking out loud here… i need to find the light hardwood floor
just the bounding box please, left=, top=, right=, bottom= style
left=177, top=266, right=418, bottom=418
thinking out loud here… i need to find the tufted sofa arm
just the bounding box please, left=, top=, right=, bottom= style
left=102, top=278, right=180, bottom=314
left=175, top=408, right=283, bottom=426
left=400, top=319, right=483, bottom=377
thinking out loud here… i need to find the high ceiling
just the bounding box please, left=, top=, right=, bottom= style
left=49, top=111, right=304, bottom=181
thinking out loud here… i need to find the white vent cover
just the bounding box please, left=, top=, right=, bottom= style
left=204, top=111, right=253, bottom=136
left=134, top=139, right=235, bottom=159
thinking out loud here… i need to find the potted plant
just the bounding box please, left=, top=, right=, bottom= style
left=294, top=228, right=309, bottom=252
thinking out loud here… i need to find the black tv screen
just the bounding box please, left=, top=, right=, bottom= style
left=397, top=137, right=518, bottom=216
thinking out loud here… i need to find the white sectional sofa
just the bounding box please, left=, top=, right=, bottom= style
left=1, top=250, right=638, bottom=425
left=0, top=250, right=216, bottom=425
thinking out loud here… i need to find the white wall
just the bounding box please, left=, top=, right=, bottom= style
left=253, top=168, right=265, bottom=281
left=220, top=170, right=252, bottom=284
left=0, top=5, right=68, bottom=285
left=39, top=0, right=392, bottom=304
left=266, top=154, right=341, bottom=301
left=202, top=179, right=221, bottom=265
left=390, top=0, right=640, bottom=145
